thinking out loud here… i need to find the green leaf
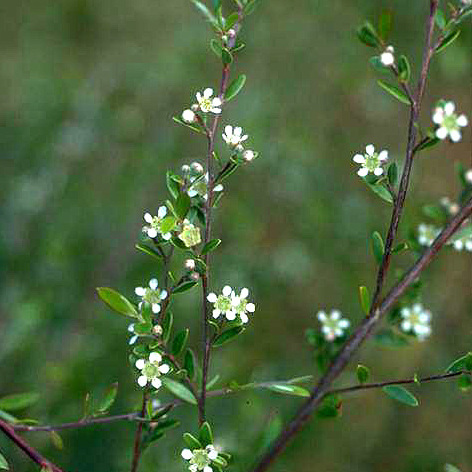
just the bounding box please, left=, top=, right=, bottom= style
left=183, top=432, right=202, bottom=449
left=210, top=39, right=222, bottom=58
left=363, top=179, right=393, bottom=204
left=371, top=231, right=385, bottom=264
left=435, top=29, right=460, bottom=54
left=382, top=385, right=418, bottom=407
left=175, top=193, right=191, bottom=220
left=435, top=9, right=446, bottom=30
left=172, top=280, right=198, bottom=294
left=172, top=116, right=203, bottom=134
left=97, top=383, right=118, bottom=413
left=201, top=238, right=222, bottom=255
left=359, top=286, right=370, bottom=315
left=415, top=136, right=441, bottom=152
left=161, top=311, right=173, bottom=343
left=189, top=0, right=219, bottom=28
left=50, top=431, right=64, bottom=450
left=446, top=352, right=472, bottom=373
left=317, top=395, right=342, bottom=419
left=225, top=12, right=239, bottom=30
left=387, top=162, right=398, bottom=187
left=257, top=414, right=282, bottom=453
left=378, top=10, right=392, bottom=41
left=221, top=48, right=233, bottom=65
left=160, top=216, right=177, bottom=234
left=135, top=244, right=164, bottom=262
left=184, top=349, right=196, bottom=380
left=171, top=329, right=189, bottom=356
left=213, top=326, right=245, bottom=347
left=397, top=55, right=411, bottom=82
left=392, top=242, right=409, bottom=254
left=356, top=22, right=380, bottom=47
left=0, top=452, right=9, bottom=470
left=265, top=384, right=311, bottom=398
left=162, top=378, right=197, bottom=405
left=166, top=171, right=180, bottom=199
left=244, top=0, right=259, bottom=15
left=0, top=410, right=17, bottom=423
left=457, top=374, right=471, bottom=392
left=225, top=74, right=246, bottom=102
left=96, top=287, right=139, bottom=319
left=0, top=393, right=40, bottom=412
left=207, top=374, right=220, bottom=390
left=377, top=80, right=411, bottom=105
left=356, top=364, right=370, bottom=384
left=199, top=422, right=214, bottom=446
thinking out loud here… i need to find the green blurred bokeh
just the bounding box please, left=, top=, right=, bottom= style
left=1, top=0, right=471, bottom=471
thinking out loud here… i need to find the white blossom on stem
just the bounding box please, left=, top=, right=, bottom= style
left=380, top=46, right=395, bottom=66
left=135, top=352, right=170, bottom=389
left=135, top=278, right=168, bottom=314
left=400, top=304, right=432, bottom=341
left=230, top=288, right=256, bottom=324
left=181, top=444, right=219, bottom=472
left=433, top=101, right=468, bottom=142
left=207, top=286, right=236, bottom=321
left=143, top=206, right=172, bottom=240
left=222, top=125, right=248, bottom=147
left=317, top=310, right=350, bottom=341
left=196, top=88, right=222, bottom=114
left=182, top=109, right=196, bottom=123
left=352, top=145, right=389, bottom=177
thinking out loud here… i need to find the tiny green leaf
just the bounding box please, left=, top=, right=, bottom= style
left=221, top=48, right=233, bottom=65
left=161, top=311, right=173, bottom=344
left=363, top=179, right=394, bottom=204
left=357, top=22, right=380, bottom=47
left=392, top=242, right=409, bottom=254
left=369, top=56, right=391, bottom=74
left=210, top=39, right=222, bottom=58
left=397, top=55, right=411, bottom=83
left=135, top=244, right=164, bottom=262
left=0, top=393, right=40, bottom=412
left=162, top=378, right=197, bottom=405
left=199, top=421, right=214, bottom=446
left=50, top=431, right=64, bottom=450
left=356, top=364, right=370, bottom=384
left=166, top=171, right=180, bottom=199
left=183, top=432, right=202, bottom=449
left=175, top=193, right=191, bottom=219
left=266, top=384, right=311, bottom=398
left=387, top=162, right=398, bottom=187
left=382, top=385, right=418, bottom=407
left=172, top=116, right=203, bottom=134
left=415, top=136, right=441, bottom=152
left=184, top=349, right=196, bottom=380
left=225, top=12, right=239, bottom=30
left=201, top=238, right=222, bottom=255
left=359, top=286, right=370, bottom=315
left=457, top=374, right=471, bottom=392
left=172, top=329, right=189, bottom=356
left=435, top=9, right=446, bottom=30
left=97, top=287, right=139, bottom=319
left=377, top=80, right=411, bottom=105
left=435, top=29, right=460, bottom=54
left=189, top=0, right=219, bottom=28
left=97, top=382, right=118, bottom=413
left=446, top=352, right=472, bottom=373
left=225, top=74, right=246, bottom=102
left=0, top=452, right=9, bottom=470
left=213, top=326, right=245, bottom=347
left=244, top=0, right=259, bottom=15
left=172, top=280, right=198, bottom=295
left=371, top=231, right=385, bottom=264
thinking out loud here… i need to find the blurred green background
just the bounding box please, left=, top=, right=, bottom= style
left=1, top=0, right=471, bottom=471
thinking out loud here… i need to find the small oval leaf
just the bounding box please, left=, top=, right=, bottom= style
left=213, top=326, right=245, bottom=347
left=162, top=378, right=197, bottom=405
left=96, top=288, right=138, bottom=319
left=225, top=74, right=246, bottom=102
left=382, top=385, right=418, bottom=407
left=171, top=329, right=189, bottom=356
left=0, top=393, right=40, bottom=412
left=266, top=384, right=310, bottom=398
left=201, top=238, right=222, bottom=255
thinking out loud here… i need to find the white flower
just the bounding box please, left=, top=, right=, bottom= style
left=317, top=310, right=350, bottom=341
left=400, top=304, right=432, bottom=341
left=196, top=88, right=222, bottom=114
left=207, top=285, right=236, bottom=321
left=182, top=109, right=196, bottom=123
left=222, top=125, right=248, bottom=147
left=465, top=169, right=472, bottom=184
left=230, top=287, right=256, bottom=324
left=243, top=149, right=256, bottom=162
left=440, top=197, right=460, bottom=215
left=142, top=206, right=172, bottom=240
left=418, top=224, right=441, bottom=247
left=380, top=46, right=395, bottom=66
left=187, top=172, right=223, bottom=201
left=185, top=259, right=196, bottom=270
left=135, top=352, right=170, bottom=389
left=352, top=145, right=389, bottom=177
left=135, top=278, right=168, bottom=314
left=181, top=444, right=219, bottom=472
left=451, top=233, right=472, bottom=252
left=433, top=101, right=468, bottom=142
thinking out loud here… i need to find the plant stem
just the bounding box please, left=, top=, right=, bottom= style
left=0, top=419, right=65, bottom=471
left=199, top=7, right=244, bottom=426
left=129, top=392, right=148, bottom=472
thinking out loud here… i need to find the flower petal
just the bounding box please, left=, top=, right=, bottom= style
left=365, top=144, right=375, bottom=155
left=137, top=375, right=148, bottom=387
left=352, top=154, right=365, bottom=164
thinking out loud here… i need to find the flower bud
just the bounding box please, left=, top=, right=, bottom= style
left=185, top=259, right=196, bottom=270
left=190, top=271, right=200, bottom=281
left=191, top=162, right=204, bottom=173
left=181, top=164, right=190, bottom=173
left=152, top=325, right=163, bottom=336
left=181, top=109, right=196, bottom=123
left=228, top=28, right=236, bottom=38
left=243, top=150, right=255, bottom=162
left=380, top=46, right=395, bottom=66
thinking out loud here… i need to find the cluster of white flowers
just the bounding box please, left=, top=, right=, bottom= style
left=181, top=445, right=219, bottom=472
left=440, top=197, right=460, bottom=215
left=317, top=310, right=350, bottom=341
left=222, top=125, right=256, bottom=161
left=135, top=278, right=168, bottom=314
left=143, top=206, right=172, bottom=240
left=400, top=304, right=432, bottom=341
left=433, top=101, right=468, bottom=142
left=184, top=162, right=224, bottom=201
left=418, top=223, right=441, bottom=247
left=135, top=352, right=170, bottom=389
left=352, top=145, right=389, bottom=177
left=380, top=45, right=395, bottom=66
left=207, top=286, right=255, bottom=323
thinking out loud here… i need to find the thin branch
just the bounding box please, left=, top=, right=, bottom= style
left=199, top=7, right=244, bottom=425
left=130, top=392, right=148, bottom=472
left=0, top=419, right=65, bottom=472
